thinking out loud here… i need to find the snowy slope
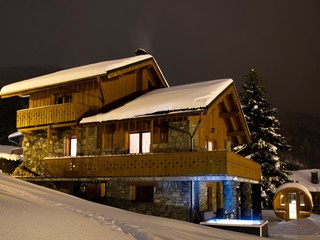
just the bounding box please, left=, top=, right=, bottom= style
left=1, top=173, right=320, bottom=239
left=0, top=173, right=260, bottom=240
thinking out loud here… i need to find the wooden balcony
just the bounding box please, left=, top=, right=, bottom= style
left=43, top=150, right=261, bottom=181
left=16, top=103, right=90, bottom=129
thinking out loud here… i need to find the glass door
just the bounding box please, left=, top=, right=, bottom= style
left=288, top=192, right=297, bottom=219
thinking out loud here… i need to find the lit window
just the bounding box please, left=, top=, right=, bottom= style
left=130, top=133, right=140, bottom=154
left=280, top=194, right=285, bottom=206
left=142, top=132, right=151, bottom=153
left=129, top=132, right=151, bottom=154
left=300, top=194, right=305, bottom=206
left=66, top=136, right=77, bottom=157
left=207, top=140, right=213, bottom=151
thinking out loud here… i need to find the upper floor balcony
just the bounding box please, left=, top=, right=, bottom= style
left=43, top=150, right=261, bottom=181
left=16, top=103, right=90, bottom=129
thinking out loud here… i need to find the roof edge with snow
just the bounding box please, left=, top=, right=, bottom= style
left=80, top=78, right=234, bottom=124
left=0, top=54, right=168, bottom=97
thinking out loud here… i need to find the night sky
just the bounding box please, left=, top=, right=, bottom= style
left=1, top=0, right=319, bottom=118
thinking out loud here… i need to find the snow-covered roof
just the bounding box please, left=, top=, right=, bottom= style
left=0, top=54, right=166, bottom=96
left=289, top=169, right=320, bottom=192
left=0, top=145, right=16, bottom=154
left=8, top=131, right=23, bottom=139
left=0, top=145, right=21, bottom=161
left=80, top=78, right=233, bottom=124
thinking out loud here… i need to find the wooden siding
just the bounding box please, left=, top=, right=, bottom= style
left=100, top=71, right=151, bottom=105
left=43, top=150, right=261, bottom=181
left=21, top=66, right=165, bottom=129
left=29, top=79, right=100, bottom=108
left=17, top=103, right=90, bottom=129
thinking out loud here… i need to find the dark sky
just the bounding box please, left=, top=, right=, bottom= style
left=1, top=0, right=319, bottom=118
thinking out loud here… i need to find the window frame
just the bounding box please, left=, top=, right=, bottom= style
left=129, top=131, right=151, bottom=154
left=131, top=184, right=155, bottom=203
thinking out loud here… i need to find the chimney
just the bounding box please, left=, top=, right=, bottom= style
left=311, top=170, right=319, bottom=184
left=135, top=48, right=147, bottom=55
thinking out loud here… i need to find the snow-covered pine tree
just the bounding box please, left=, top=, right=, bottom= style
left=238, top=69, right=291, bottom=208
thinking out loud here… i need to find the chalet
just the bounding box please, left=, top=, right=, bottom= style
left=0, top=54, right=261, bottom=222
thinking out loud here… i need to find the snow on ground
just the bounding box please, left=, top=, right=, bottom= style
left=1, top=172, right=320, bottom=240
left=264, top=211, right=320, bottom=239
left=0, top=173, right=260, bottom=240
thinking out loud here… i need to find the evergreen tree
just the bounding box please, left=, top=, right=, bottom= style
left=239, top=69, right=291, bottom=208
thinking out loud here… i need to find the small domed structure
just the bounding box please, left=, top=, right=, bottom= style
left=134, top=48, right=147, bottom=55
left=273, top=182, right=313, bottom=221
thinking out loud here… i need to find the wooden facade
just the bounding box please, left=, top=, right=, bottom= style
left=5, top=58, right=167, bottom=130
left=0, top=54, right=262, bottom=222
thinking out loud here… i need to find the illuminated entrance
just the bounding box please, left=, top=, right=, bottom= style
left=288, top=192, right=297, bottom=219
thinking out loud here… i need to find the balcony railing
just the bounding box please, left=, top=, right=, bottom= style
left=17, top=103, right=90, bottom=129
left=43, top=150, right=261, bottom=181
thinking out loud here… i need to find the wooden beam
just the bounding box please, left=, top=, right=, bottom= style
left=219, top=111, right=239, bottom=118
left=227, top=131, right=245, bottom=137
left=107, top=60, right=153, bottom=79
left=85, top=127, right=89, bottom=155
left=47, top=126, right=52, bottom=155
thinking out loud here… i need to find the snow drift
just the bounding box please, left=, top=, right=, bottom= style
left=0, top=173, right=260, bottom=240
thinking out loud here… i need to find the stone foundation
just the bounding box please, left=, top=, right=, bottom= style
left=105, top=180, right=192, bottom=221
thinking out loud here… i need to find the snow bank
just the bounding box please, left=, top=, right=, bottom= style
left=1, top=173, right=320, bottom=239
left=0, top=173, right=260, bottom=240
left=268, top=215, right=320, bottom=239
left=0, top=152, right=21, bottom=161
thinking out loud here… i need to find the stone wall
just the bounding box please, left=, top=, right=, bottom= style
left=78, top=126, right=98, bottom=156
left=21, top=129, right=74, bottom=176
left=198, top=182, right=223, bottom=213
left=199, top=182, right=209, bottom=211
left=23, top=132, right=48, bottom=175
left=105, top=180, right=192, bottom=221
left=79, top=120, right=200, bottom=155
left=152, top=120, right=198, bottom=153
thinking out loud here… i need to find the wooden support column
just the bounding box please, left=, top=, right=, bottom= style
left=85, top=127, right=89, bottom=155
left=47, top=126, right=52, bottom=157
left=150, top=119, right=154, bottom=150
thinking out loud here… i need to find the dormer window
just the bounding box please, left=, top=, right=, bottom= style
left=55, top=94, right=72, bottom=104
